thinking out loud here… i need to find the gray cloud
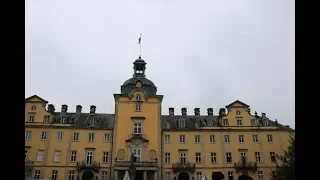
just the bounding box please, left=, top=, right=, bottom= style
left=25, top=0, right=294, bottom=128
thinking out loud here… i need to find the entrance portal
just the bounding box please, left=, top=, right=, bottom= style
left=82, top=171, right=94, bottom=180
left=178, top=172, right=189, bottom=180
left=135, top=170, right=143, bottom=180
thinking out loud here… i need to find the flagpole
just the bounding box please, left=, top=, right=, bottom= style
left=139, top=34, right=142, bottom=58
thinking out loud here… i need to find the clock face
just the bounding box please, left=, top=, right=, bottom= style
left=136, top=81, right=142, bottom=87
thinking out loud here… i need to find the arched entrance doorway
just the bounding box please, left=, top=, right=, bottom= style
left=82, top=171, right=94, bottom=180
left=178, top=172, right=190, bottom=180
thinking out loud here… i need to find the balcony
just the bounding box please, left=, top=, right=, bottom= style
left=76, top=161, right=100, bottom=172
left=172, top=162, right=196, bottom=173
left=114, top=161, right=158, bottom=168
left=234, top=161, right=258, bottom=173
left=25, top=160, right=34, bottom=176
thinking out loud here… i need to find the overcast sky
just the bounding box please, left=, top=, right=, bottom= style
left=25, top=0, right=295, bottom=128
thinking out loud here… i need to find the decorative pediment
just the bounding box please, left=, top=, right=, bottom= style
left=25, top=95, right=48, bottom=104
left=126, top=134, right=149, bottom=146
left=225, top=100, right=250, bottom=108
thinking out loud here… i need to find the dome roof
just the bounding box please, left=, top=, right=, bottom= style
left=121, top=77, right=157, bottom=96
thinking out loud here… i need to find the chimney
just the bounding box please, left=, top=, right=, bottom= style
left=181, top=108, right=187, bottom=116
left=47, top=104, right=55, bottom=113
left=90, top=105, right=96, bottom=113
left=275, top=119, right=278, bottom=125
left=169, top=107, right=174, bottom=116
left=194, top=108, right=200, bottom=116
left=76, top=105, right=82, bottom=113
left=207, top=108, right=213, bottom=116
left=61, top=104, right=68, bottom=113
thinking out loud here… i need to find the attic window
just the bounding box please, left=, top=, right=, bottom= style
left=89, top=118, right=95, bottom=126
left=31, top=106, right=36, bottom=111
left=178, top=119, right=186, bottom=128
left=61, top=117, right=66, bottom=123
left=136, top=94, right=142, bottom=101
left=44, top=116, right=50, bottom=123
left=236, top=111, right=240, bottom=115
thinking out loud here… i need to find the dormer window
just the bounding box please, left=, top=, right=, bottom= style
left=31, top=106, right=36, bottom=111
left=136, top=94, right=142, bottom=101
left=89, top=118, right=95, bottom=127
left=61, top=117, right=66, bottom=123
left=44, top=116, right=50, bottom=123
left=178, top=119, right=186, bottom=128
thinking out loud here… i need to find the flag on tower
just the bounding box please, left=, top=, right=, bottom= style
left=138, top=36, right=141, bottom=44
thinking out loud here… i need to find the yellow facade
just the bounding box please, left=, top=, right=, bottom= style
left=25, top=57, right=294, bottom=180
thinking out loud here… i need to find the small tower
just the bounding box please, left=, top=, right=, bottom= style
left=133, top=57, right=146, bottom=78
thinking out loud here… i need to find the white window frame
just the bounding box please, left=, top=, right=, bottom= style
left=25, top=131, right=31, bottom=140
left=195, top=152, right=201, bottom=163
left=68, top=171, right=75, bottom=180
left=34, top=170, right=41, bottom=180
left=53, top=150, right=61, bottom=162
left=36, top=150, right=44, bottom=162
left=239, top=135, right=244, bottom=143
left=227, top=172, right=234, bottom=180
left=70, top=151, right=77, bottom=162
left=73, top=132, right=79, bottom=141
left=40, top=131, right=47, bottom=140
left=255, top=152, right=261, bottom=163
left=179, top=152, right=186, bottom=164
left=88, top=133, right=95, bottom=141
left=61, top=116, right=66, bottom=123
left=133, top=122, right=143, bottom=134
left=164, top=135, right=171, bottom=143
left=86, top=150, right=94, bottom=165
left=104, top=133, right=111, bottom=142
left=251, top=119, right=256, bottom=126
left=135, top=103, right=142, bottom=112
left=165, top=172, right=171, bottom=180
left=103, top=152, right=109, bottom=163
left=258, top=171, right=264, bottom=180
left=164, top=153, right=171, bottom=164
left=209, top=135, right=215, bottom=143
left=226, top=152, right=232, bottom=163
left=132, top=148, right=142, bottom=162
left=237, top=119, right=243, bottom=126
left=44, top=115, right=50, bottom=123
left=267, top=135, right=273, bottom=142
left=28, top=115, right=35, bottom=122
left=51, top=170, right=58, bottom=180
left=270, top=152, right=276, bottom=163
left=101, top=171, right=108, bottom=180
left=253, top=135, right=259, bottom=143
left=179, top=119, right=186, bottom=128
left=179, top=135, right=185, bottom=143
left=196, top=172, right=203, bottom=180
left=223, top=119, right=229, bottom=126
left=57, top=132, right=63, bottom=141
left=136, top=94, right=142, bottom=101
left=195, top=135, right=201, bottom=143
left=240, top=152, right=247, bottom=164
left=210, top=152, right=217, bottom=163
left=224, top=135, right=230, bottom=143
left=31, top=106, right=36, bottom=111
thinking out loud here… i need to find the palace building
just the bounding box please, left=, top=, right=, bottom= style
left=25, top=56, right=294, bottom=180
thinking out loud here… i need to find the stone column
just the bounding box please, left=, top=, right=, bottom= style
left=143, top=171, right=147, bottom=180
left=115, top=170, right=118, bottom=180
left=154, top=171, right=158, bottom=180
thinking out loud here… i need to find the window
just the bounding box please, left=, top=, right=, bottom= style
left=240, top=152, right=247, bottom=164
left=89, top=118, right=95, bottom=126
left=179, top=119, right=186, bottom=128
left=270, top=152, right=276, bottom=163
left=209, top=135, right=215, bottom=143
left=25, top=131, right=31, bottom=140
left=223, top=119, right=229, bottom=126
left=251, top=119, right=256, bottom=126
left=179, top=135, right=185, bottom=143
left=61, top=116, right=66, bottom=123
left=236, top=111, right=241, bottom=115
left=57, top=132, right=63, bottom=141
left=51, top=170, right=58, bottom=180
left=164, top=153, right=171, bottom=164
left=179, top=152, right=186, bottom=164
left=73, top=132, right=79, bottom=141
left=164, top=135, right=171, bottom=143
left=210, top=152, right=217, bottom=163
left=133, top=148, right=141, bottom=162
left=70, top=151, right=77, bottom=162
left=258, top=171, right=264, bottom=180
left=25, top=148, right=29, bottom=161
left=165, top=172, right=171, bottom=180
left=86, top=150, right=94, bottom=165
left=267, top=135, right=273, bottom=142
left=40, top=131, right=47, bottom=140
left=54, top=151, right=61, bottom=162
left=195, top=152, right=201, bottom=163
left=103, top=152, right=109, bottom=163
left=196, top=172, right=203, bottom=180
left=253, top=135, right=259, bottom=143
left=44, top=115, right=50, bottom=123
left=37, top=150, right=44, bottom=161
left=195, top=135, right=201, bottom=143
left=104, top=133, right=111, bottom=142
left=226, top=152, right=232, bottom=163
left=237, top=119, right=243, bottom=126
left=101, top=171, right=108, bottom=180
left=68, top=171, right=75, bottom=180
left=28, top=115, right=35, bottom=122
left=135, top=103, right=142, bottom=111
left=239, top=135, right=244, bottom=143
left=33, top=170, right=41, bottom=180
left=224, top=135, right=230, bottom=143
left=89, top=133, right=95, bottom=141
left=255, top=152, right=261, bottom=163
left=243, top=172, right=248, bottom=175
left=133, top=123, right=143, bottom=134
left=227, top=172, right=234, bottom=180
left=136, top=94, right=142, bottom=101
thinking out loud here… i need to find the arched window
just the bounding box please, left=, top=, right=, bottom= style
left=136, top=94, right=142, bottom=101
